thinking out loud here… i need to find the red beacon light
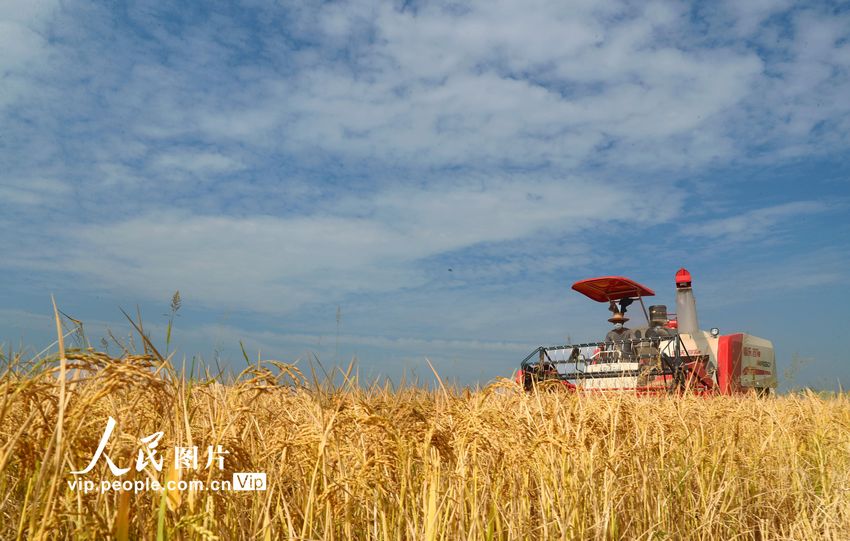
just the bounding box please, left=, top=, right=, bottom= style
left=675, top=267, right=692, bottom=288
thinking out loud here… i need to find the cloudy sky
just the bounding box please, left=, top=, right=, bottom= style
left=1, top=0, right=848, bottom=389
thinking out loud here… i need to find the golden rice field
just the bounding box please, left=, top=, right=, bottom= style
left=1, top=348, right=849, bottom=540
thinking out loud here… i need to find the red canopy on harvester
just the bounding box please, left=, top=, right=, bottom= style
left=571, top=276, right=655, bottom=303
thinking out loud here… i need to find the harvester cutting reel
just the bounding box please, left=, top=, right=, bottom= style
left=518, top=334, right=710, bottom=394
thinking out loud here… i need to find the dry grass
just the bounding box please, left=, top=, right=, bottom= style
left=1, top=347, right=849, bottom=540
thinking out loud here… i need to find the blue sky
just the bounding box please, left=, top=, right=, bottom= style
left=1, top=0, right=848, bottom=389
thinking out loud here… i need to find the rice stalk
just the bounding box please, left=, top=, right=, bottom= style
left=0, top=344, right=848, bottom=539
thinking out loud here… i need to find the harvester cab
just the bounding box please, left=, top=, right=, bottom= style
left=517, top=268, right=777, bottom=395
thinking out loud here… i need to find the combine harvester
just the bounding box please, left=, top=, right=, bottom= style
left=517, top=268, right=777, bottom=395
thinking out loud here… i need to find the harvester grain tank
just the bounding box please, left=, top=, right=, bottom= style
left=517, top=268, right=777, bottom=395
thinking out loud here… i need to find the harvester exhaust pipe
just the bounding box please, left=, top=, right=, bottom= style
left=674, top=268, right=700, bottom=335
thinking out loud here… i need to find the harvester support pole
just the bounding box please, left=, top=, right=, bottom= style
left=638, top=296, right=649, bottom=323
left=673, top=334, right=684, bottom=393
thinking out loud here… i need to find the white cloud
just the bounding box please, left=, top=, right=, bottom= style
left=681, top=201, right=829, bottom=241
left=6, top=0, right=847, bottom=194
left=151, top=151, right=245, bottom=175
left=694, top=247, right=848, bottom=311
left=0, top=21, right=47, bottom=74
left=0, top=0, right=59, bottom=23
left=177, top=0, right=777, bottom=172
left=720, top=0, right=794, bottom=36
left=0, top=178, right=71, bottom=206
left=191, top=324, right=533, bottom=354
left=49, top=178, right=681, bottom=313
left=0, top=0, right=59, bottom=107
